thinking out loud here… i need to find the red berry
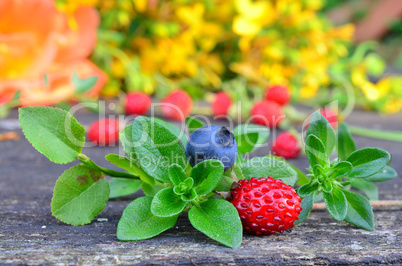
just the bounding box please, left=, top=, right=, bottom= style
left=212, top=92, right=232, bottom=117
left=272, top=132, right=300, bottom=159
left=266, top=85, right=290, bottom=106
left=161, top=90, right=193, bottom=121
left=88, top=119, right=120, bottom=146
left=306, top=108, right=338, bottom=129
left=125, top=92, right=151, bottom=115
left=231, top=177, right=302, bottom=236
left=251, top=101, right=284, bottom=128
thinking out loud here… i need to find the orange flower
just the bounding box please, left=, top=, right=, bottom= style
left=0, top=0, right=106, bottom=106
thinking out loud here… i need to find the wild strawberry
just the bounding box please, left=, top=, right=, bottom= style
left=88, top=118, right=120, bottom=146
left=125, top=92, right=151, bottom=116
left=231, top=177, right=302, bottom=235
left=212, top=92, right=232, bottom=117
left=265, top=85, right=290, bottom=106
left=272, top=132, right=300, bottom=159
left=251, top=101, right=284, bottom=128
left=161, top=90, right=193, bottom=121
left=306, top=108, right=338, bottom=129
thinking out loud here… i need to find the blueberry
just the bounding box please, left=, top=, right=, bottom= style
left=186, top=125, right=238, bottom=171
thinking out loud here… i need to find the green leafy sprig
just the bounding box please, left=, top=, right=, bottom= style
left=18, top=106, right=397, bottom=248
left=297, top=111, right=396, bottom=229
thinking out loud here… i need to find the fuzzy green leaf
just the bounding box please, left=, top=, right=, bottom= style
left=342, top=189, right=374, bottom=231
left=169, top=164, right=188, bottom=186
left=337, top=122, right=356, bottom=160
left=109, top=178, right=142, bottom=199
left=214, top=169, right=234, bottom=192
left=142, top=182, right=165, bottom=197
left=351, top=179, right=378, bottom=200
left=323, top=187, right=347, bottom=221
left=131, top=116, right=187, bottom=183
left=298, top=181, right=319, bottom=198
left=188, top=199, right=242, bottom=248
left=242, top=157, right=298, bottom=186
left=233, top=124, right=269, bottom=154
left=294, top=193, right=314, bottom=225
left=151, top=188, right=186, bottom=217
left=186, top=116, right=205, bottom=134
left=329, top=161, right=353, bottom=178
left=19, top=106, right=85, bottom=164
left=117, top=197, right=178, bottom=240
left=306, top=111, right=336, bottom=160
left=268, top=155, right=309, bottom=186
left=364, top=166, right=397, bottom=182
left=346, top=148, right=391, bottom=178
left=51, top=164, right=110, bottom=225
left=152, top=117, right=188, bottom=146
left=190, top=159, right=224, bottom=195
left=305, top=134, right=327, bottom=167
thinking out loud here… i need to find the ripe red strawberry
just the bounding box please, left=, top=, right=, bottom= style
left=161, top=90, right=193, bottom=121
left=266, top=85, right=290, bottom=106
left=125, top=92, right=151, bottom=115
left=272, top=132, right=300, bottom=159
left=231, top=177, right=302, bottom=235
left=251, top=101, right=284, bottom=128
left=88, top=118, right=120, bottom=146
left=212, top=92, right=232, bottom=117
left=306, top=108, right=338, bottom=129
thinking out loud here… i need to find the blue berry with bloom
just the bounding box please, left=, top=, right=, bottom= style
left=186, top=125, right=238, bottom=171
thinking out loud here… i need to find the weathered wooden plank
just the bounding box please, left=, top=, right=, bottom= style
left=0, top=108, right=401, bottom=264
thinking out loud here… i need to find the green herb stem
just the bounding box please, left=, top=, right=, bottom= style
left=349, top=126, right=402, bottom=142
left=78, top=154, right=140, bottom=180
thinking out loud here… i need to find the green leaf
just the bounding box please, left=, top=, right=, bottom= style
left=186, top=116, right=205, bottom=134
left=109, top=178, right=142, bottom=199
left=214, top=169, right=234, bottom=192
left=323, top=187, right=347, bottom=221
left=242, top=157, right=298, bottom=186
left=51, top=164, right=110, bottom=225
left=233, top=163, right=245, bottom=180
left=190, top=159, right=224, bottom=195
left=306, top=111, right=336, bottom=159
left=117, top=197, right=178, bottom=240
left=351, top=179, right=378, bottom=200
left=346, top=148, right=391, bottom=178
left=364, top=166, right=397, bottom=182
left=19, top=106, right=85, bottom=164
left=188, top=199, right=242, bottom=248
left=305, top=134, right=327, bottom=167
left=169, top=164, right=188, bottom=186
left=329, top=161, right=353, bottom=179
left=181, top=188, right=197, bottom=201
left=142, top=182, right=165, bottom=197
left=131, top=116, right=187, bottom=183
left=294, top=193, right=314, bottom=225
left=153, top=117, right=188, bottom=146
left=342, top=189, right=374, bottom=231
left=173, top=178, right=194, bottom=195
left=105, top=154, right=155, bottom=185
left=120, top=124, right=135, bottom=156
left=233, top=124, right=269, bottom=154
left=337, top=122, right=356, bottom=160
left=268, top=155, right=309, bottom=185
left=73, top=73, right=98, bottom=94
left=321, top=179, right=333, bottom=193
left=298, top=182, right=319, bottom=198
left=151, top=188, right=187, bottom=217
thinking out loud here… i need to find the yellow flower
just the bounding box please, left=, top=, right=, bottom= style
left=233, top=0, right=275, bottom=36
left=385, top=99, right=402, bottom=114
